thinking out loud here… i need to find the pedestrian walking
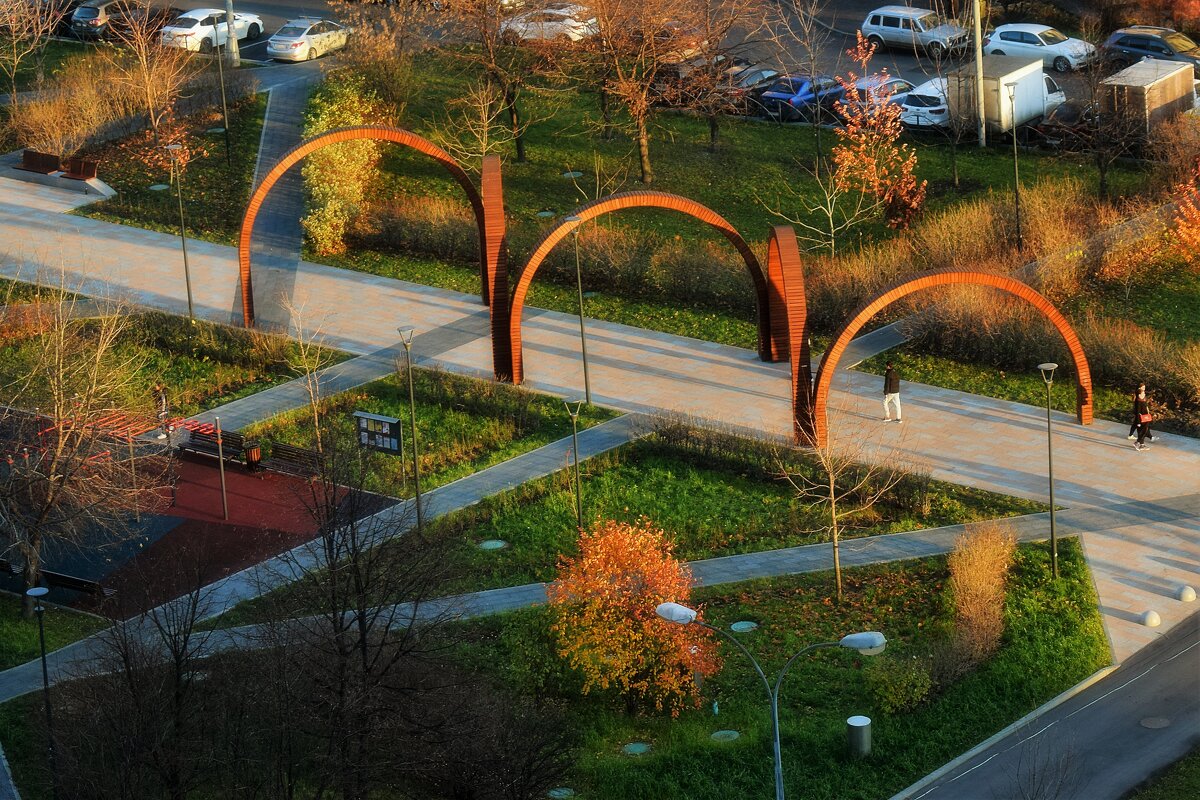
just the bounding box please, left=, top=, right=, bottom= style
left=1127, top=383, right=1154, bottom=444
left=1132, top=385, right=1153, bottom=451
left=883, top=361, right=902, bottom=423
left=153, top=381, right=170, bottom=440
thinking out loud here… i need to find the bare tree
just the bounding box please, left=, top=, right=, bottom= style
left=0, top=0, right=65, bottom=107
left=327, top=0, right=432, bottom=110
left=769, top=0, right=835, bottom=173
left=0, top=289, right=171, bottom=617
left=433, top=76, right=529, bottom=166
left=100, top=0, right=202, bottom=142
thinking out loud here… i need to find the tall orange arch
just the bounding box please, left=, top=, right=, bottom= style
left=506, top=191, right=776, bottom=384
left=807, top=270, right=1093, bottom=446
left=237, top=125, right=488, bottom=328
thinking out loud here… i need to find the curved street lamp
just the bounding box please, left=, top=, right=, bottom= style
left=656, top=602, right=886, bottom=800
left=562, top=215, right=591, bottom=405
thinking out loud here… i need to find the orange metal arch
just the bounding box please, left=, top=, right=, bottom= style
left=236, top=125, right=487, bottom=327
left=765, top=225, right=813, bottom=441
left=481, top=155, right=512, bottom=380
left=507, top=191, right=774, bottom=384
left=808, top=270, right=1093, bottom=446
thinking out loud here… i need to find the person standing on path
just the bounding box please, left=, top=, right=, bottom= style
left=1133, top=385, right=1153, bottom=451
left=883, top=361, right=902, bottom=423
left=153, top=381, right=170, bottom=440
left=1128, top=383, right=1154, bottom=444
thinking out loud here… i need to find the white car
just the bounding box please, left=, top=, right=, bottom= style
left=499, top=4, right=597, bottom=44
left=843, top=73, right=915, bottom=113
left=900, top=77, right=948, bottom=129
left=267, top=17, right=350, bottom=62
left=985, top=23, right=1097, bottom=73
left=161, top=8, right=263, bottom=53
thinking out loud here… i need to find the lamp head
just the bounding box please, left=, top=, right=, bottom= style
left=562, top=397, right=584, bottom=416
left=839, top=631, right=886, bottom=655
left=563, top=215, right=582, bottom=223
left=1038, top=362, right=1058, bottom=384
left=656, top=602, right=698, bottom=625
left=1004, top=81, right=1017, bottom=100
left=25, top=587, right=49, bottom=599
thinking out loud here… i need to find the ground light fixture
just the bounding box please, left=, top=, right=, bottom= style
left=562, top=214, right=591, bottom=405
left=655, top=602, right=886, bottom=800
left=1005, top=81, right=1023, bottom=253
left=164, top=143, right=195, bottom=319
left=26, top=586, right=59, bottom=800
left=398, top=326, right=423, bottom=534
left=1038, top=361, right=1059, bottom=578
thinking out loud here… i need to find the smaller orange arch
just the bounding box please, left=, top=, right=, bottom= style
left=237, top=125, right=487, bottom=327
left=507, top=191, right=774, bottom=384
left=808, top=270, right=1093, bottom=447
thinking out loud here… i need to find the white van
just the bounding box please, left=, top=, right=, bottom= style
left=861, top=5, right=969, bottom=60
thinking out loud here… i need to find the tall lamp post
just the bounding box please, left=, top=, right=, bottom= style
left=562, top=215, right=591, bottom=405
left=563, top=398, right=584, bottom=528
left=398, top=326, right=423, bottom=535
left=1005, top=82, right=1023, bottom=253
left=1038, top=362, right=1059, bottom=578
left=164, top=144, right=195, bottom=319
left=656, top=602, right=886, bottom=800
left=26, top=586, right=58, bottom=800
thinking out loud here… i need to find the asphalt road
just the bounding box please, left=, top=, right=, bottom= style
left=900, top=612, right=1200, bottom=800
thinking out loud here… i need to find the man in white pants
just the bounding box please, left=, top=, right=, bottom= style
left=883, top=361, right=902, bottom=423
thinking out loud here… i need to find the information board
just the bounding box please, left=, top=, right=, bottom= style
left=352, top=411, right=403, bottom=455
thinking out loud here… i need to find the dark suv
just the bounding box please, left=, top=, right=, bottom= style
left=1100, top=26, right=1200, bottom=70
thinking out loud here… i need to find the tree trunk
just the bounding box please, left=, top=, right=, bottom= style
left=1097, top=154, right=1110, bottom=202
left=20, top=542, right=40, bottom=619
left=504, top=85, right=526, bottom=163
left=635, top=116, right=653, bottom=184
left=829, top=477, right=842, bottom=603
left=814, top=110, right=823, bottom=179
left=599, top=88, right=614, bottom=141
left=707, top=114, right=719, bottom=152
left=951, top=136, right=959, bottom=187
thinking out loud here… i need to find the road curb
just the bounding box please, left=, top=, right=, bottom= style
left=887, top=663, right=1120, bottom=800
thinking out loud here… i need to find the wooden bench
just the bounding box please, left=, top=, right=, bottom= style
left=180, top=428, right=245, bottom=464
left=62, top=157, right=99, bottom=181
left=41, top=569, right=116, bottom=599
left=263, top=442, right=321, bottom=477
left=0, top=559, right=21, bottom=576
left=16, top=149, right=61, bottom=175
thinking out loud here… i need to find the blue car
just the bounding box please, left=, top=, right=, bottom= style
left=758, top=74, right=846, bottom=121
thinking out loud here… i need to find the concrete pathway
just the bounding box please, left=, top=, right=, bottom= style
left=1, top=179, right=1198, bottom=661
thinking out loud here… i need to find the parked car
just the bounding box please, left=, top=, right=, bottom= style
left=838, top=73, right=915, bottom=117
left=69, top=0, right=119, bottom=39
left=860, top=5, right=968, bottom=60
left=899, top=77, right=948, bottom=129
left=727, top=66, right=781, bottom=114
left=267, top=17, right=350, bottom=61
left=984, top=23, right=1096, bottom=72
left=1100, top=25, right=1200, bottom=71
left=499, top=4, right=596, bottom=44
left=650, top=54, right=749, bottom=106
left=160, top=7, right=263, bottom=52
left=1033, top=100, right=1096, bottom=149
left=51, top=0, right=85, bottom=36
left=759, top=74, right=844, bottom=121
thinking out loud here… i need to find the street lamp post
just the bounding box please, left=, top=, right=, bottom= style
left=398, top=327, right=423, bottom=535
left=26, top=586, right=58, bottom=800
left=564, top=398, right=584, bottom=528
left=164, top=144, right=195, bottom=319
left=656, top=602, right=886, bottom=800
left=562, top=215, right=591, bottom=405
left=1005, top=82, right=1023, bottom=253
left=1038, top=362, right=1059, bottom=578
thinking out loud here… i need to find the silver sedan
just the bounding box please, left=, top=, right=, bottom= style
left=267, top=17, right=350, bottom=62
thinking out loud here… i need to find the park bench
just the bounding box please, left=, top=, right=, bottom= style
left=0, top=559, right=21, bottom=576
left=180, top=427, right=246, bottom=465
left=62, top=157, right=99, bottom=181
left=263, top=442, right=322, bottom=478
left=16, top=149, right=61, bottom=174
left=41, top=568, right=116, bottom=599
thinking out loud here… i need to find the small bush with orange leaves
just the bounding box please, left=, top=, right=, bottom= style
left=547, top=518, right=720, bottom=716
left=1171, top=163, right=1200, bottom=272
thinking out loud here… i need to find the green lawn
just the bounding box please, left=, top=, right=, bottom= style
left=0, top=593, right=108, bottom=671
left=1075, top=265, right=1200, bottom=345
left=213, top=433, right=1044, bottom=627
left=455, top=538, right=1108, bottom=800
left=8, top=40, right=90, bottom=93
left=1130, top=748, right=1200, bottom=800
left=72, top=93, right=267, bottom=245
left=0, top=306, right=345, bottom=419
left=241, top=366, right=617, bottom=497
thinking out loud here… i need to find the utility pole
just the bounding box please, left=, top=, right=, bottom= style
left=224, top=0, right=241, bottom=67
left=973, top=0, right=986, bottom=147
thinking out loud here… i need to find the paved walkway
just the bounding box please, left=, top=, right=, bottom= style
left=1, top=180, right=1198, bottom=660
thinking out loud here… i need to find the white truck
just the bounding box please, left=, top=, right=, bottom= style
left=946, top=55, right=1065, bottom=136
left=1101, top=60, right=1195, bottom=135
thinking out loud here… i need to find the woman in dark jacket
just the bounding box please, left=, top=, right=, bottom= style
left=1133, top=386, right=1153, bottom=451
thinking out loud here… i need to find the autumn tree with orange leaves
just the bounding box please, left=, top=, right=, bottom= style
left=547, top=518, right=720, bottom=716
left=1171, top=162, right=1200, bottom=270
